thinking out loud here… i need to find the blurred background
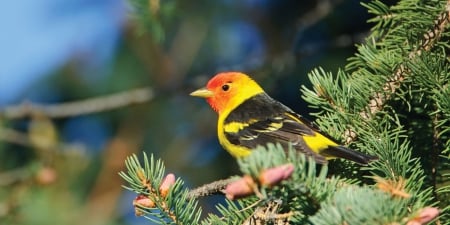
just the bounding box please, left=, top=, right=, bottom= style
left=0, top=0, right=385, bottom=224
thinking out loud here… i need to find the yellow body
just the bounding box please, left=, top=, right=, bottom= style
left=191, top=72, right=337, bottom=158
left=190, top=72, right=378, bottom=165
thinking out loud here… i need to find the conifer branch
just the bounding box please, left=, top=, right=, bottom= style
left=121, top=144, right=441, bottom=224
left=344, top=1, right=450, bottom=143
left=365, top=0, right=449, bottom=117
left=119, top=153, right=202, bottom=224
left=420, top=0, right=450, bottom=51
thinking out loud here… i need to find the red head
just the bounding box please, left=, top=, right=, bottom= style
left=190, top=72, right=264, bottom=114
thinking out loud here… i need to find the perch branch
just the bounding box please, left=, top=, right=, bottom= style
left=187, top=177, right=237, bottom=199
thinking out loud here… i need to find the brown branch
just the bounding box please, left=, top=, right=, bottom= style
left=0, top=167, right=31, bottom=186
left=0, top=126, right=87, bottom=156
left=187, top=177, right=237, bottom=199
left=365, top=0, right=450, bottom=117
left=297, top=0, right=344, bottom=29
left=1, top=87, right=154, bottom=119
left=344, top=2, right=450, bottom=143
left=358, top=64, right=408, bottom=121
left=0, top=127, right=31, bottom=147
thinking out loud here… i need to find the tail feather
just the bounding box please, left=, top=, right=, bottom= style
left=323, top=145, right=378, bottom=165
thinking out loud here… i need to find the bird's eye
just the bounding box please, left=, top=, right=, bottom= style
left=222, top=84, right=230, bottom=91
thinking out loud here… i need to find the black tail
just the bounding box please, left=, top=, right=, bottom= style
left=323, top=145, right=378, bottom=165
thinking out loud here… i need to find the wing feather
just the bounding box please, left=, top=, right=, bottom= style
left=223, top=93, right=328, bottom=163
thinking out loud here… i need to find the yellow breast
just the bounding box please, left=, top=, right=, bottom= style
left=217, top=113, right=252, bottom=158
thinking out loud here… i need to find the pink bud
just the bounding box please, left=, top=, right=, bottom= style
left=159, top=173, right=176, bottom=197
left=259, top=164, right=294, bottom=187
left=406, top=207, right=439, bottom=225
left=225, top=175, right=255, bottom=200
left=133, top=195, right=155, bottom=216
left=35, top=167, right=58, bottom=185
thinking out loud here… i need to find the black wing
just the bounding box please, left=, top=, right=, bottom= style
left=223, top=93, right=328, bottom=164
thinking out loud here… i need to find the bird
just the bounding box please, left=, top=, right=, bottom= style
left=190, top=72, right=378, bottom=165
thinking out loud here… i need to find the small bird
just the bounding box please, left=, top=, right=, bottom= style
left=190, top=72, right=378, bottom=165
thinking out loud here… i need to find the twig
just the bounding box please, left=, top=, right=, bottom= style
left=296, top=0, right=343, bottom=29
left=242, top=200, right=293, bottom=225
left=344, top=2, right=450, bottom=143
left=0, top=127, right=31, bottom=147
left=0, top=167, right=31, bottom=186
left=0, top=126, right=87, bottom=154
left=187, top=177, right=237, bottom=199
left=1, top=87, right=154, bottom=119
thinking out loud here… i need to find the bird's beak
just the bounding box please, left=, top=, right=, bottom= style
left=190, top=88, right=214, bottom=98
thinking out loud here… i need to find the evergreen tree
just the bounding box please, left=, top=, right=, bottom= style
left=121, top=0, right=450, bottom=224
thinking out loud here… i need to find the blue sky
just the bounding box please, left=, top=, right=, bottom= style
left=0, top=0, right=126, bottom=105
